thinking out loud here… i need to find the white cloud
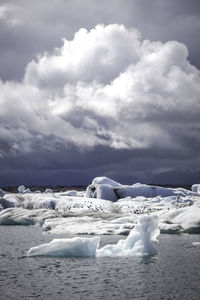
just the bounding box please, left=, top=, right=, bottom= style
left=0, top=24, right=200, bottom=157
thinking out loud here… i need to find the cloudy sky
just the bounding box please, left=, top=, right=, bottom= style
left=0, top=0, right=200, bottom=186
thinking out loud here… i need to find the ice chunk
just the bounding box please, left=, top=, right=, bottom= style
left=28, top=236, right=100, bottom=257
left=191, top=184, right=200, bottom=193
left=97, top=215, right=159, bottom=257
left=192, top=242, right=200, bottom=246
left=28, top=216, right=159, bottom=257
left=18, top=185, right=25, bottom=193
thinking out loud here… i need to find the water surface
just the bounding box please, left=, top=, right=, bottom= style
left=0, top=226, right=200, bottom=299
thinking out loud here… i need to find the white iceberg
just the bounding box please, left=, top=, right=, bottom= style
left=28, top=236, right=100, bottom=257
left=85, top=177, right=197, bottom=201
left=28, top=215, right=159, bottom=257
left=191, top=184, right=200, bottom=194
left=18, top=185, right=26, bottom=193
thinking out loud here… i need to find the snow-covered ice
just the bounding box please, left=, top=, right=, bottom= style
left=0, top=176, right=200, bottom=237
left=28, top=216, right=159, bottom=257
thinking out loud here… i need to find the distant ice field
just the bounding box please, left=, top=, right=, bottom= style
left=1, top=177, right=200, bottom=237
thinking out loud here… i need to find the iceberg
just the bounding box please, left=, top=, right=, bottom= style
left=28, top=236, right=100, bottom=257
left=97, top=215, right=159, bottom=257
left=28, top=215, right=159, bottom=257
left=18, top=185, right=26, bottom=193
left=85, top=177, right=197, bottom=201
left=191, top=184, right=200, bottom=194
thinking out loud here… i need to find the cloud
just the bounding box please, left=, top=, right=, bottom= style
left=1, top=0, right=200, bottom=82
left=1, top=24, right=200, bottom=159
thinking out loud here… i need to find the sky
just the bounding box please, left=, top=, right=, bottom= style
left=0, top=0, right=200, bottom=186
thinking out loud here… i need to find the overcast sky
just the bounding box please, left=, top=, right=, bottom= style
left=0, top=0, right=200, bottom=186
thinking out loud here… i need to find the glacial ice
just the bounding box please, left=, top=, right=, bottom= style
left=97, top=216, right=159, bottom=257
left=28, top=216, right=159, bottom=257
left=0, top=207, right=61, bottom=226
left=28, top=236, right=100, bottom=257
left=18, top=185, right=25, bottom=193
left=191, top=184, right=200, bottom=194
left=0, top=176, right=200, bottom=236
left=85, top=177, right=197, bottom=201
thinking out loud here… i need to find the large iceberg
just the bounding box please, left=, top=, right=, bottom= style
left=28, top=216, right=159, bottom=257
left=85, top=177, right=197, bottom=201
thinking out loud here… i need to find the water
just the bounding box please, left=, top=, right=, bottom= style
left=0, top=226, right=200, bottom=300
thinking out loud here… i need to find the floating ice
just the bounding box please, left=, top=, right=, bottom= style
left=85, top=177, right=197, bottom=201
left=28, top=236, right=100, bottom=257
left=18, top=185, right=25, bottom=193
left=97, top=216, right=159, bottom=257
left=192, top=242, right=200, bottom=246
left=28, top=216, right=159, bottom=257
left=191, top=184, right=200, bottom=194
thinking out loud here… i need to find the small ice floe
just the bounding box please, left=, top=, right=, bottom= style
left=28, top=236, right=100, bottom=257
left=18, top=185, right=31, bottom=194
left=18, top=185, right=25, bottom=193
left=192, top=242, right=200, bottom=246
left=191, top=184, right=200, bottom=194
left=28, top=215, right=159, bottom=257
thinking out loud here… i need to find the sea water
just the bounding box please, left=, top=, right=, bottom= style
left=0, top=226, right=199, bottom=300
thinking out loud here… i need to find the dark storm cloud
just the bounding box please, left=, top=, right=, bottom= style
left=0, top=2, right=200, bottom=186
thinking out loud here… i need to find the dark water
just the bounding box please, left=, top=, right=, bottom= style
left=0, top=226, right=199, bottom=300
